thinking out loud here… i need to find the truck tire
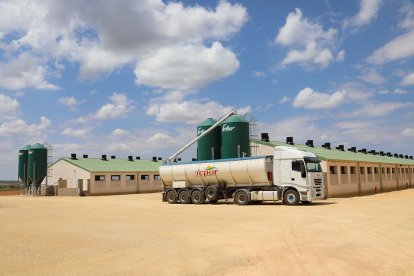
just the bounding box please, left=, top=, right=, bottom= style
left=205, top=186, right=219, bottom=203
left=283, top=189, right=300, bottom=206
left=166, top=190, right=178, bottom=204
left=191, top=189, right=205, bottom=204
left=234, top=190, right=250, bottom=205
left=179, top=190, right=191, bottom=204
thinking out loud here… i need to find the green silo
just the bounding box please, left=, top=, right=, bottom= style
left=27, top=143, right=47, bottom=187
left=197, top=118, right=221, bottom=160
left=18, top=145, right=31, bottom=187
left=221, top=115, right=250, bottom=159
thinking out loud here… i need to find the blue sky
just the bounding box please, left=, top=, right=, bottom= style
left=0, top=0, right=413, bottom=180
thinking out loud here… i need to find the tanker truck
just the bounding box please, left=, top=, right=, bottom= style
left=160, top=110, right=325, bottom=205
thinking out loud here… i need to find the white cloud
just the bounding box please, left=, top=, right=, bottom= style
left=378, top=88, right=408, bottom=95
left=401, top=128, right=414, bottom=136
left=0, top=0, right=247, bottom=85
left=275, top=8, right=341, bottom=68
left=252, top=71, right=267, bottom=78
left=0, top=116, right=51, bottom=137
left=0, top=93, right=20, bottom=118
left=112, top=128, right=129, bottom=136
left=399, top=3, right=414, bottom=30
left=361, top=69, right=385, bottom=85
left=344, top=0, right=382, bottom=28
left=146, top=99, right=251, bottom=125
left=62, top=127, right=91, bottom=139
left=278, top=96, right=290, bottom=104
left=367, top=31, right=414, bottom=64
left=94, top=93, right=135, bottom=120
left=400, top=72, right=414, bottom=86
left=135, top=42, right=239, bottom=90
left=348, top=102, right=413, bottom=117
left=0, top=53, right=59, bottom=90
left=58, top=96, right=83, bottom=110
left=293, top=87, right=347, bottom=109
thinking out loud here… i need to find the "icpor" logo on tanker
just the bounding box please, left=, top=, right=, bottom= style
left=196, top=165, right=219, bottom=177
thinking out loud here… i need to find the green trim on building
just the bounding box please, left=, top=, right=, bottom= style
left=256, top=140, right=414, bottom=165
left=56, top=157, right=161, bottom=172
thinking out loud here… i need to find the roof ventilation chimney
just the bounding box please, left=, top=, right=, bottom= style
left=261, top=133, right=269, bottom=142
left=177, top=158, right=182, bottom=161
left=405, top=155, right=409, bottom=159
left=379, top=151, right=384, bottom=156
left=348, top=147, right=357, bottom=153
left=70, top=153, right=77, bottom=160
left=335, top=145, right=344, bottom=151
left=305, top=140, right=314, bottom=147
left=101, top=155, right=107, bottom=161
left=83, top=154, right=88, bottom=158
left=136, top=156, right=140, bottom=160
left=158, top=157, right=162, bottom=161
left=152, top=156, right=157, bottom=162
left=286, top=136, right=294, bottom=145
left=128, top=156, right=133, bottom=161
left=399, top=154, right=404, bottom=158
left=192, top=158, right=197, bottom=161
left=394, top=153, right=399, bottom=158
left=358, top=149, right=367, bottom=154
left=322, top=142, right=331, bottom=149
left=369, top=150, right=376, bottom=155
left=111, top=155, right=116, bottom=159
left=410, top=156, right=413, bottom=160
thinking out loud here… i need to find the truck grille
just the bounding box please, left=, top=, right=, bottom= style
left=313, top=178, right=323, bottom=197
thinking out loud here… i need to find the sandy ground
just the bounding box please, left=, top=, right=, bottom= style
left=1, top=190, right=414, bottom=275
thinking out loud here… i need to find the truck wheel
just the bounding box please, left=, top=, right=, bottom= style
left=234, top=190, right=250, bottom=205
left=283, top=189, right=300, bottom=206
left=205, top=186, right=219, bottom=202
left=191, top=189, right=205, bottom=204
left=166, top=190, right=178, bottom=204
left=179, top=190, right=191, bottom=204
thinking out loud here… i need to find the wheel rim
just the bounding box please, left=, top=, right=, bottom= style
left=287, top=193, right=296, bottom=203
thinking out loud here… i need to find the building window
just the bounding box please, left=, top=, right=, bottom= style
left=126, top=175, right=135, bottom=181
left=111, top=175, right=121, bottom=181
left=381, top=168, right=385, bottom=174
left=340, top=166, right=347, bottom=174
left=360, top=167, right=365, bottom=174
left=350, top=166, right=356, bottom=174
left=406, top=168, right=409, bottom=174
left=154, top=175, right=161, bottom=180
left=329, top=166, right=337, bottom=174
left=95, top=175, right=105, bottom=181
left=141, top=175, right=149, bottom=180
left=392, top=168, right=395, bottom=174
left=374, top=167, right=378, bottom=174
left=387, top=168, right=390, bottom=174
left=367, top=167, right=372, bottom=174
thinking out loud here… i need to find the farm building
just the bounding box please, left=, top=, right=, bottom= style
left=256, top=137, right=414, bottom=197
left=47, top=154, right=162, bottom=195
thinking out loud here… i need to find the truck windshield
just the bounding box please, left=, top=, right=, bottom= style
left=306, top=161, right=322, bottom=172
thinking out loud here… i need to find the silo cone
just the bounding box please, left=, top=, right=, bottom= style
left=221, top=115, right=250, bottom=159
left=197, top=118, right=221, bottom=160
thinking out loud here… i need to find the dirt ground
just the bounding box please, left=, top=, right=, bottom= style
left=1, top=190, right=414, bottom=275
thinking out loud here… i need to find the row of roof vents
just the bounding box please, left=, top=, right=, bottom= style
left=69, top=154, right=182, bottom=162
left=260, top=133, right=413, bottom=160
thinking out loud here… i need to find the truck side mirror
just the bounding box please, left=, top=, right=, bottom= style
left=300, top=161, right=306, bottom=178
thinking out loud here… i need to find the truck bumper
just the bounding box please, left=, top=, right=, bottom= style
left=300, top=189, right=325, bottom=202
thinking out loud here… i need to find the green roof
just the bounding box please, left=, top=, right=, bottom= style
left=58, top=157, right=161, bottom=172
left=256, top=140, right=414, bottom=165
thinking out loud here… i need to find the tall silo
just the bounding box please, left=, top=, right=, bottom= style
left=27, top=143, right=47, bottom=187
left=18, top=145, right=31, bottom=188
left=221, top=115, right=250, bottom=159
left=197, top=118, right=221, bottom=160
